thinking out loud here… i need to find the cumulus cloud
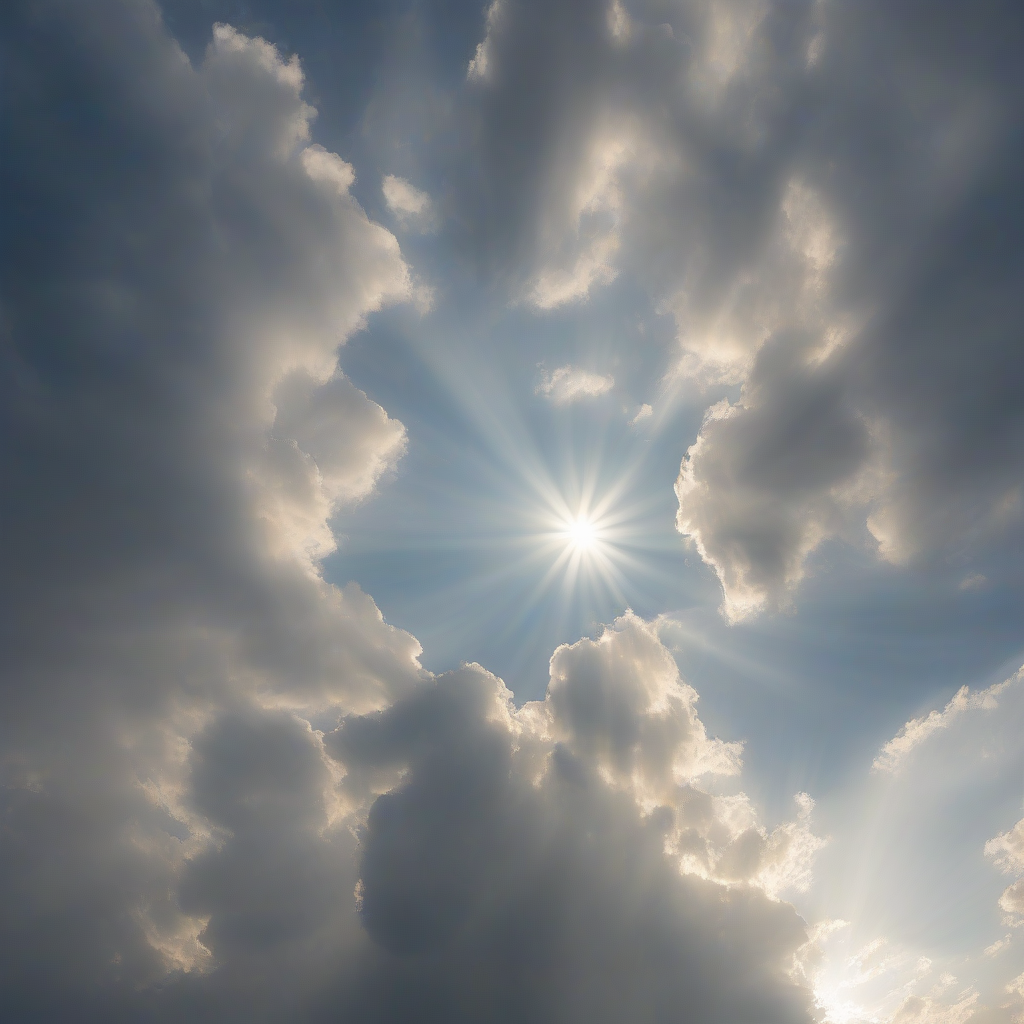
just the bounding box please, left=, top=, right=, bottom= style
left=0, top=4, right=823, bottom=1020
left=449, top=0, right=1024, bottom=616
left=516, top=614, right=824, bottom=898
left=328, top=615, right=821, bottom=1019
left=676, top=341, right=872, bottom=621
left=260, top=370, right=407, bottom=564
left=382, top=174, right=436, bottom=232
left=536, top=364, right=615, bottom=405
left=0, top=0, right=422, bottom=1010
left=986, top=816, right=1024, bottom=927
left=985, top=819, right=1024, bottom=877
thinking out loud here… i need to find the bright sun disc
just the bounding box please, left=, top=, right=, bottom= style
left=567, top=516, right=596, bottom=551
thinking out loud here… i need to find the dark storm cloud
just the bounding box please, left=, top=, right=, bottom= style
left=0, top=2, right=820, bottom=1021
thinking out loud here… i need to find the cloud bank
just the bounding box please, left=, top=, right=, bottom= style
left=0, top=3, right=821, bottom=1020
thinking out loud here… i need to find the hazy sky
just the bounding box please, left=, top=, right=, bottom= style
left=2, top=1, right=1023, bottom=1021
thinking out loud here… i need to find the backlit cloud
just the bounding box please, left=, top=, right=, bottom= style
left=3, top=0, right=1024, bottom=1020
left=536, top=365, right=615, bottom=405
left=382, top=174, right=436, bottom=232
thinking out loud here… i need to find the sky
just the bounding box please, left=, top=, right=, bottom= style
left=1, top=1, right=1023, bottom=1021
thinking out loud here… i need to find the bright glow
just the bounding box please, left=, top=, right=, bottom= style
left=567, top=516, right=597, bottom=551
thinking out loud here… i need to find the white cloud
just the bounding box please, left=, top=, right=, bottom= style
left=258, top=370, right=407, bottom=565
left=536, top=364, right=614, bottom=405
left=629, top=402, right=653, bottom=426
left=986, top=817, right=1024, bottom=877
left=467, top=0, right=502, bottom=81
left=528, top=231, right=620, bottom=309
left=873, top=668, right=1022, bottom=773
left=987, top=817, right=1024, bottom=927
left=517, top=613, right=824, bottom=898
left=382, top=174, right=436, bottom=231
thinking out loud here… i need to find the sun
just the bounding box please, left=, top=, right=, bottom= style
left=566, top=515, right=597, bottom=552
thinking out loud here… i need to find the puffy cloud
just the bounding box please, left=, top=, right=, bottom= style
left=382, top=174, right=436, bottom=232
left=0, top=0, right=421, bottom=1010
left=536, top=364, right=615, bottom=405
left=449, top=0, right=1024, bottom=616
left=259, top=369, right=407, bottom=565
left=539, top=612, right=744, bottom=794
left=327, top=623, right=818, bottom=1022
left=996, top=881, right=1024, bottom=925
left=676, top=340, right=872, bottom=621
left=516, top=614, right=824, bottom=897
left=986, top=816, right=1024, bottom=927
left=985, top=819, right=1024, bottom=877
left=0, top=3, right=823, bottom=1020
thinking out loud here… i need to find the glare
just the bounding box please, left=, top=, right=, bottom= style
left=566, top=516, right=597, bottom=552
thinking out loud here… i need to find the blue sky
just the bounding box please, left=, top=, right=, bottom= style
left=2, top=1, right=1024, bottom=1021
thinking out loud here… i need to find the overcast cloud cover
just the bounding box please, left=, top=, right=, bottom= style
left=1, top=0, right=1023, bottom=1021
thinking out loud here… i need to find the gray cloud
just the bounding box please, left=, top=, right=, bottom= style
left=0, top=3, right=820, bottom=1020
left=327, top=645, right=814, bottom=1024
left=444, top=0, right=1024, bottom=616
left=0, top=0, right=419, bottom=1012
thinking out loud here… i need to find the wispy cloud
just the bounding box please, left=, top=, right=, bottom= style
left=873, top=668, right=1022, bottom=773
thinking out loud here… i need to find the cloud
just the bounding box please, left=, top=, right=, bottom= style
left=382, top=174, right=436, bottom=232
left=676, top=341, right=872, bottom=621
left=986, top=816, right=1024, bottom=927
left=536, top=364, right=614, bottom=405
left=986, top=818, right=1024, bottom=877
left=327, top=616, right=820, bottom=1019
left=467, top=0, right=502, bottom=81
left=517, top=614, right=824, bottom=898
left=0, top=5, right=822, bottom=1019
left=260, top=369, right=407, bottom=564
left=873, top=668, right=1022, bottom=773
left=446, top=0, right=1024, bottom=616
left=0, top=1, right=422, bottom=1009
left=630, top=403, right=653, bottom=426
